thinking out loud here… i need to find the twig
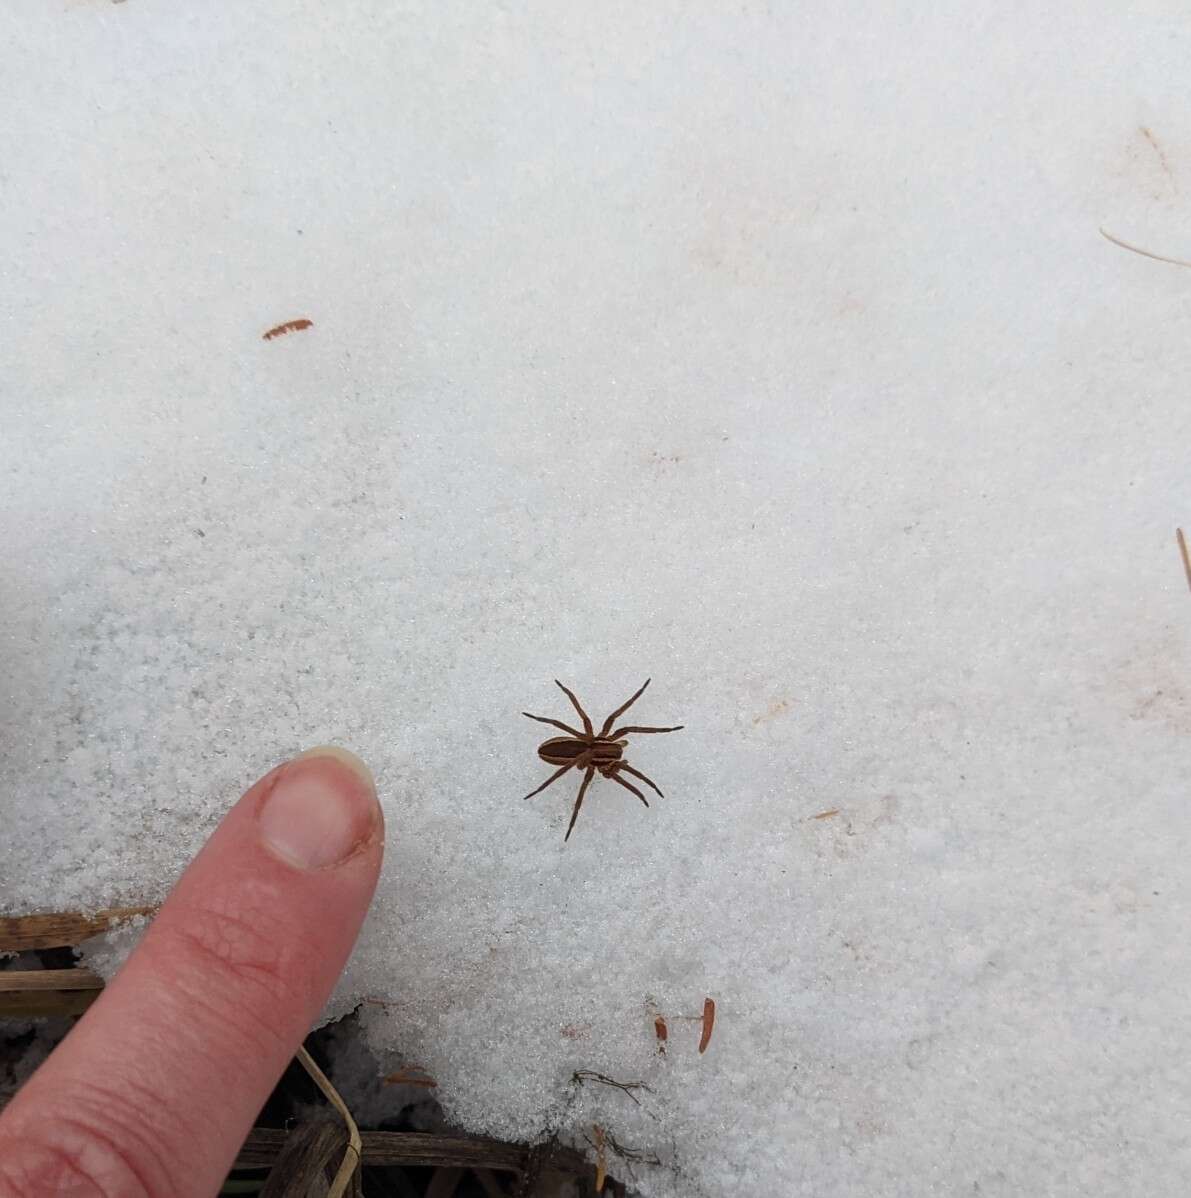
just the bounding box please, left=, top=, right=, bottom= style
left=602, top=1130, right=662, bottom=1168
left=1099, top=227, right=1191, bottom=269
left=572, top=1071, right=651, bottom=1106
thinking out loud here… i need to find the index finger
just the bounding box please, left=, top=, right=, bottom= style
left=0, top=747, right=384, bottom=1198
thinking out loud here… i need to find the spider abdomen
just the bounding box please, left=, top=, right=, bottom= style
left=538, top=737, right=623, bottom=766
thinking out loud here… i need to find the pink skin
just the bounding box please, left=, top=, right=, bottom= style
left=0, top=750, right=384, bottom=1198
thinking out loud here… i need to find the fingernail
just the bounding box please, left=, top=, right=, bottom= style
left=258, top=746, right=381, bottom=870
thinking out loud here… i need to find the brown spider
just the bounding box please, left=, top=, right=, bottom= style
left=522, top=679, right=683, bottom=841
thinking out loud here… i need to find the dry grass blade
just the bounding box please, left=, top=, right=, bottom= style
left=259, top=1119, right=345, bottom=1198
left=0, top=906, right=156, bottom=952
left=0, top=968, right=104, bottom=1017
left=1099, top=226, right=1191, bottom=269
left=237, top=1130, right=587, bottom=1176
left=296, top=1045, right=361, bottom=1198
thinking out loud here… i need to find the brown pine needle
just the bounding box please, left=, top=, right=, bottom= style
left=296, top=1045, right=361, bottom=1198
left=262, top=317, right=314, bottom=340
left=1099, top=227, right=1191, bottom=269
left=698, top=997, right=716, bottom=1054
left=1169, top=527, right=1188, bottom=596
left=592, top=1125, right=607, bottom=1194
left=383, top=1068, right=437, bottom=1088
left=1177, top=529, right=1191, bottom=596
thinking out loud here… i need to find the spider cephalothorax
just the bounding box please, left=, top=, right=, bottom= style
left=522, top=679, right=683, bottom=841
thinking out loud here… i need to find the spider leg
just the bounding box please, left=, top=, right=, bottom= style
left=598, top=678, right=652, bottom=737
left=564, top=765, right=597, bottom=841
left=554, top=680, right=594, bottom=737
left=615, top=760, right=665, bottom=798
left=607, top=723, right=684, bottom=740
left=522, top=711, right=586, bottom=738
left=606, top=768, right=650, bottom=808
left=523, top=761, right=575, bottom=800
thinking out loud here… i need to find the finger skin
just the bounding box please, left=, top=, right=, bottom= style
left=0, top=752, right=384, bottom=1198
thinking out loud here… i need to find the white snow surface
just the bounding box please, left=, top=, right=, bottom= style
left=4, top=2, right=1191, bottom=1194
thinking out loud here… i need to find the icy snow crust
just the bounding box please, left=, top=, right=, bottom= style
left=4, top=3, right=1191, bottom=1194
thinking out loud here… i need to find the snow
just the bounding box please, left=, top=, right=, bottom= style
left=4, top=2, right=1191, bottom=1193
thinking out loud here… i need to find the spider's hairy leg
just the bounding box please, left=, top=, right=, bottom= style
left=523, top=761, right=575, bottom=800
left=554, top=680, right=594, bottom=737
left=564, top=765, right=597, bottom=841
left=522, top=711, right=586, bottom=738
left=615, top=760, right=665, bottom=798
left=606, top=768, right=650, bottom=808
left=607, top=723, right=684, bottom=740
left=598, top=678, right=652, bottom=736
